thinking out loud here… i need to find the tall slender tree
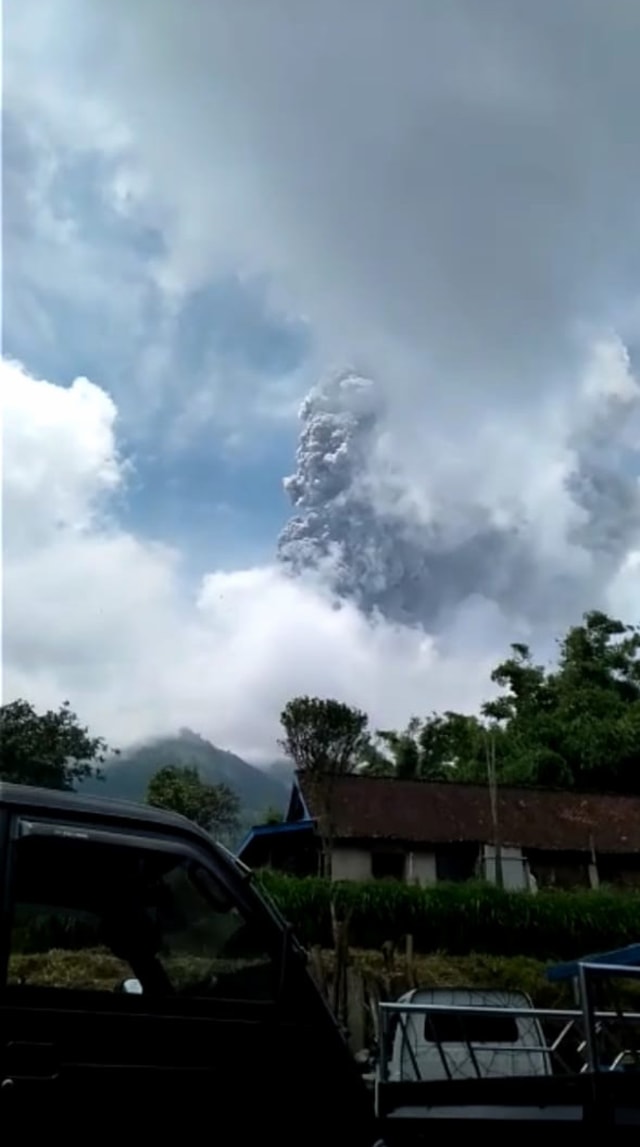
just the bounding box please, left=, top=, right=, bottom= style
left=279, top=696, right=370, bottom=876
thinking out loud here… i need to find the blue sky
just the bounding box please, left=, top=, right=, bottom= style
left=3, top=103, right=312, bottom=577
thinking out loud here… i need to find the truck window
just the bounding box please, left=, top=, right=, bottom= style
left=424, top=1012, right=520, bottom=1044
left=6, top=831, right=276, bottom=1002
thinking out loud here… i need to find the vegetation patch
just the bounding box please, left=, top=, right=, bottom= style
left=259, top=872, right=640, bottom=960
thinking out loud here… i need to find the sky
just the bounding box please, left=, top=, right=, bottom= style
left=3, top=0, right=639, bottom=763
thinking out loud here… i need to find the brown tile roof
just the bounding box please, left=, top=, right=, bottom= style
left=296, top=773, right=640, bottom=854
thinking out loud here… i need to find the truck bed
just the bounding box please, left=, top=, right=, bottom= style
left=377, top=1073, right=640, bottom=1142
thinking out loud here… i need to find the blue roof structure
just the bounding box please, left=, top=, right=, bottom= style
left=547, top=943, right=640, bottom=983
left=236, top=817, right=315, bottom=861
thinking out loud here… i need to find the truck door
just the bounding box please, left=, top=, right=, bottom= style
left=0, top=814, right=314, bottom=1138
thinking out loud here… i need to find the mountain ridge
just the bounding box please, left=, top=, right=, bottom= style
left=80, top=729, right=289, bottom=833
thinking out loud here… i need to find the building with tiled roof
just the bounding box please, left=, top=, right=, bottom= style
left=238, top=773, right=640, bottom=891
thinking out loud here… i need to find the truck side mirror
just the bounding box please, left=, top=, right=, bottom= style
left=117, top=977, right=143, bottom=995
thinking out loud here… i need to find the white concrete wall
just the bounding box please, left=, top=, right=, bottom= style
left=330, top=844, right=438, bottom=885
left=331, top=845, right=371, bottom=881
left=330, top=842, right=535, bottom=889
left=407, top=849, right=437, bottom=886
left=482, top=844, right=528, bottom=890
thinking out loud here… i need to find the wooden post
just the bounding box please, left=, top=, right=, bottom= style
left=588, top=834, right=600, bottom=889
left=330, top=899, right=352, bottom=1035
left=405, top=932, right=415, bottom=988
left=346, top=966, right=366, bottom=1052
left=486, top=731, right=504, bottom=889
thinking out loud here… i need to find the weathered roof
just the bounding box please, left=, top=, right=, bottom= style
left=295, top=774, right=640, bottom=853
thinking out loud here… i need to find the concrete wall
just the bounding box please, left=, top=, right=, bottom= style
left=407, top=849, right=437, bottom=886
left=328, top=840, right=618, bottom=893
left=331, top=844, right=438, bottom=885
left=331, top=845, right=371, bottom=881
left=482, top=844, right=528, bottom=890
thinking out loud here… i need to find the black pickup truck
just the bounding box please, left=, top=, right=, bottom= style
left=0, top=782, right=638, bottom=1143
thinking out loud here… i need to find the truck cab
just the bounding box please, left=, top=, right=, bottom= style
left=0, top=783, right=376, bottom=1143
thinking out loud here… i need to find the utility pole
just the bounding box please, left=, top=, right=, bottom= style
left=486, top=729, right=504, bottom=889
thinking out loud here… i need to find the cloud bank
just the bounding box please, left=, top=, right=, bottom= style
left=3, top=360, right=513, bottom=760
left=3, top=356, right=638, bottom=762
left=3, top=3, right=640, bottom=760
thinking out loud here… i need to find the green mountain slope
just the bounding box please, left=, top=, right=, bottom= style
left=80, top=728, right=289, bottom=831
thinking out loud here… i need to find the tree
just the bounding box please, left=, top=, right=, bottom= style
left=359, top=612, right=640, bottom=795
left=260, top=805, right=285, bottom=825
left=279, top=697, right=370, bottom=777
left=0, top=699, right=111, bottom=791
left=479, top=612, right=640, bottom=792
left=362, top=711, right=490, bottom=782
left=365, top=717, right=423, bottom=779
left=279, top=697, right=370, bottom=876
left=146, top=764, right=240, bottom=837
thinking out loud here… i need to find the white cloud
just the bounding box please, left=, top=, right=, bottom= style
left=3, top=359, right=122, bottom=551
left=2, top=3, right=639, bottom=755
left=9, top=2, right=640, bottom=411
left=2, top=359, right=509, bottom=760
left=5, top=4, right=639, bottom=544
left=12, top=1, right=640, bottom=390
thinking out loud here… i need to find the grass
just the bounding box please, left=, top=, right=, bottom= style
left=9, top=948, right=129, bottom=991
left=11, top=946, right=640, bottom=1013
left=259, top=872, right=640, bottom=959
left=8, top=948, right=271, bottom=992
left=323, top=948, right=638, bottom=1009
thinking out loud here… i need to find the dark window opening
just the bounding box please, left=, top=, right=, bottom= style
left=371, top=851, right=406, bottom=881
left=525, top=849, right=590, bottom=890
left=597, top=855, right=640, bottom=890
left=435, top=843, right=479, bottom=883
left=424, top=1012, right=519, bottom=1044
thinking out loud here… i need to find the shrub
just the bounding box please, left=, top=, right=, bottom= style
left=257, top=873, right=640, bottom=960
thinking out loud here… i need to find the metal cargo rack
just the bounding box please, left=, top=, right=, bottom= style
left=375, top=944, right=640, bottom=1134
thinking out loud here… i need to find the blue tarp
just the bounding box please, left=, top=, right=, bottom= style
left=547, top=943, right=640, bottom=982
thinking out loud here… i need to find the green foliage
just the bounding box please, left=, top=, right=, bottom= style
left=146, top=764, right=240, bottom=836
left=279, top=696, right=370, bottom=776
left=365, top=717, right=424, bottom=779
left=0, top=699, right=111, bottom=791
left=260, top=805, right=285, bottom=825
left=11, top=907, right=99, bottom=956
left=279, top=697, right=371, bottom=877
left=79, top=730, right=287, bottom=838
left=257, top=872, right=640, bottom=961
left=361, top=611, right=640, bottom=793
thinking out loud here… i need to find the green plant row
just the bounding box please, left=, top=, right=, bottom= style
left=257, top=873, right=640, bottom=960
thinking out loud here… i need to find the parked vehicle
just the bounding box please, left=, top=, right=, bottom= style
left=376, top=966, right=640, bottom=1138
left=1, top=782, right=638, bottom=1142
left=387, top=987, right=552, bottom=1082
left=0, top=783, right=376, bottom=1144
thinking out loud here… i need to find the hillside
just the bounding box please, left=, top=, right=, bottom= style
left=265, top=758, right=295, bottom=787
left=80, top=728, right=289, bottom=834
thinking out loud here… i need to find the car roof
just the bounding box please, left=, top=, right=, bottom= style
left=0, top=780, right=209, bottom=842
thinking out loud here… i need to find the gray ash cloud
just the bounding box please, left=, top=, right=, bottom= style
left=278, top=362, right=640, bottom=631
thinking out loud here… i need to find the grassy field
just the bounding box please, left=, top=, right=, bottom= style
left=9, top=948, right=128, bottom=991
left=311, top=947, right=638, bottom=1009
left=10, top=946, right=640, bottom=1012
left=8, top=949, right=260, bottom=992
